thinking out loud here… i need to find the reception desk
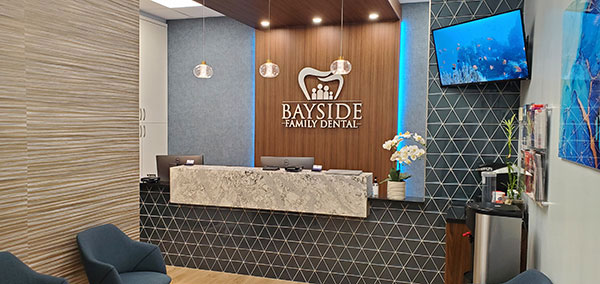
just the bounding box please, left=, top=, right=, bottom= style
left=170, top=165, right=372, bottom=218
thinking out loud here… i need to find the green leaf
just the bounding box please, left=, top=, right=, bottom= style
left=386, top=168, right=411, bottom=182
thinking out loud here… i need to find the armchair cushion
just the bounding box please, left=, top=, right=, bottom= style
left=504, top=270, right=552, bottom=284
left=120, top=271, right=172, bottom=284
left=76, top=224, right=170, bottom=284
left=0, top=251, right=68, bottom=284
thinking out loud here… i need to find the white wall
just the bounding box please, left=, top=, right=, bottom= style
left=521, top=0, right=600, bottom=283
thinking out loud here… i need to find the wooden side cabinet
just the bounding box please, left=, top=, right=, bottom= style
left=445, top=222, right=472, bottom=284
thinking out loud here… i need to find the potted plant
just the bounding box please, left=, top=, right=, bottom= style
left=501, top=114, right=524, bottom=206
left=381, top=132, right=426, bottom=200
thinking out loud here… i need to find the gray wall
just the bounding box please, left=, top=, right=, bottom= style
left=401, top=2, right=430, bottom=198
left=168, top=17, right=255, bottom=166
left=522, top=0, right=600, bottom=282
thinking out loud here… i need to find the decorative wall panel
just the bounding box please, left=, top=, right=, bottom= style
left=0, top=0, right=140, bottom=283
left=0, top=0, right=28, bottom=261
left=168, top=17, right=255, bottom=166
left=255, top=22, right=400, bottom=198
left=427, top=0, right=522, bottom=204
left=141, top=183, right=446, bottom=284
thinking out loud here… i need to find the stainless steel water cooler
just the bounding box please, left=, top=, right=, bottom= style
left=466, top=202, right=523, bottom=284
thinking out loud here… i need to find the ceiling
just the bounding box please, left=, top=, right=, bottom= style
left=140, top=0, right=223, bottom=20
left=139, top=0, right=428, bottom=26
left=196, top=0, right=402, bottom=29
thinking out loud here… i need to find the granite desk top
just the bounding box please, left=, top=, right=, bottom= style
left=169, top=165, right=373, bottom=218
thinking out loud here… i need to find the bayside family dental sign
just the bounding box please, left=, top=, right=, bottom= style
left=281, top=67, right=362, bottom=129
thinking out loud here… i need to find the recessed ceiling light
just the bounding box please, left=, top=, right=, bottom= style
left=260, top=20, right=270, bottom=27
left=369, top=13, right=380, bottom=20
left=151, top=0, right=202, bottom=8
left=313, top=17, right=323, bottom=24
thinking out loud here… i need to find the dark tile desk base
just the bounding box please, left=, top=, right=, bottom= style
left=140, top=183, right=446, bottom=284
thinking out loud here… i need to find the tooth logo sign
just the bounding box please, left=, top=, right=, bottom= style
left=298, top=67, right=344, bottom=101
left=281, top=67, right=362, bottom=129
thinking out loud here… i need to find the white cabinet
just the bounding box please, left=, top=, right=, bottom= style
left=140, top=123, right=168, bottom=177
left=140, top=16, right=168, bottom=177
left=140, top=16, right=168, bottom=124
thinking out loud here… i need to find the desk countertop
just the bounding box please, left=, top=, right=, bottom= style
left=169, top=165, right=373, bottom=218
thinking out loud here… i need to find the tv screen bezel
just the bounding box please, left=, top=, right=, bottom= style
left=431, top=9, right=531, bottom=87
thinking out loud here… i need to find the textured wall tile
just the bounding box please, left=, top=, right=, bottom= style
left=167, top=17, right=255, bottom=166
left=0, top=0, right=140, bottom=283
left=0, top=0, right=29, bottom=262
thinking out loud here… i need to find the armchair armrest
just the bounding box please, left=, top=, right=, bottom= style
left=80, top=256, right=122, bottom=284
left=129, top=241, right=167, bottom=274
left=33, top=273, right=69, bottom=284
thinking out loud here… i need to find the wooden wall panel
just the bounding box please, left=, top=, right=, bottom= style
left=0, top=0, right=140, bottom=283
left=255, top=21, right=400, bottom=197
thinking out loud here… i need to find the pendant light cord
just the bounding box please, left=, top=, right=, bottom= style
left=340, top=0, right=344, bottom=57
left=202, top=0, right=206, bottom=61
left=268, top=0, right=272, bottom=60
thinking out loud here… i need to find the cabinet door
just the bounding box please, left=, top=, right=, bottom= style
left=445, top=222, right=472, bottom=284
left=139, top=124, right=143, bottom=177
left=139, top=18, right=167, bottom=123
left=140, top=123, right=168, bottom=177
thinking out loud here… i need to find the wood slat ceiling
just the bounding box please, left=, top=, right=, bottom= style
left=198, top=0, right=401, bottom=29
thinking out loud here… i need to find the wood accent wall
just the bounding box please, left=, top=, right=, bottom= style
left=0, top=1, right=140, bottom=283
left=255, top=21, right=400, bottom=197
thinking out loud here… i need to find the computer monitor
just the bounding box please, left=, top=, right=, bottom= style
left=156, top=155, right=204, bottom=182
left=260, top=156, right=314, bottom=169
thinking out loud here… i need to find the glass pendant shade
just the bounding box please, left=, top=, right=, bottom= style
left=330, top=56, right=352, bottom=75
left=259, top=59, right=280, bottom=78
left=193, top=61, right=213, bottom=79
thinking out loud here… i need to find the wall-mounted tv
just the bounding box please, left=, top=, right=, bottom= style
left=432, top=9, right=530, bottom=87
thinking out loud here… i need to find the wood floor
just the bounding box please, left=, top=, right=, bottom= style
left=167, top=266, right=304, bottom=284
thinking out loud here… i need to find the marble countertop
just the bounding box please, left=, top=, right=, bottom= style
left=169, top=165, right=372, bottom=218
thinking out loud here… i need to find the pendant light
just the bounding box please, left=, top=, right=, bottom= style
left=259, top=0, right=280, bottom=78
left=193, top=0, right=213, bottom=79
left=330, top=0, right=351, bottom=75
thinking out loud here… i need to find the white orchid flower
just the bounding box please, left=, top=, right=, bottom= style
left=382, top=140, right=395, bottom=150
left=384, top=131, right=426, bottom=170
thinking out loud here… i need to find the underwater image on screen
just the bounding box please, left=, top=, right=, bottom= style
left=433, top=10, right=530, bottom=86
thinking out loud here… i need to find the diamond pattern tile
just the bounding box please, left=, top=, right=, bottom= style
left=141, top=183, right=446, bottom=284
left=428, top=0, right=522, bottom=203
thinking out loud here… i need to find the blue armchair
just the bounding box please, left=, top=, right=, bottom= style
left=504, top=270, right=552, bottom=284
left=0, top=251, right=68, bottom=284
left=76, top=224, right=171, bottom=284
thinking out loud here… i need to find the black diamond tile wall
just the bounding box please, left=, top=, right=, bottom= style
left=140, top=1, right=522, bottom=283
left=141, top=183, right=446, bottom=284
left=428, top=0, right=522, bottom=204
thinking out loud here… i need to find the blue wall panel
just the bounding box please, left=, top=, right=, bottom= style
left=168, top=17, right=255, bottom=166
left=400, top=2, right=430, bottom=199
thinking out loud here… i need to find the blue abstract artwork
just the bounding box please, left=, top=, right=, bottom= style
left=559, top=0, right=600, bottom=170
left=433, top=10, right=529, bottom=86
